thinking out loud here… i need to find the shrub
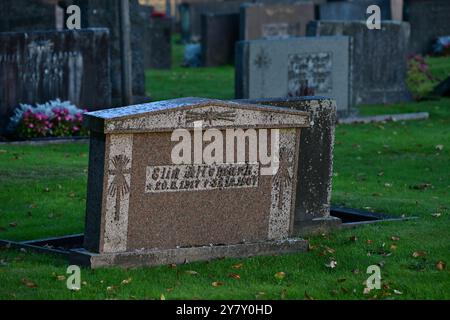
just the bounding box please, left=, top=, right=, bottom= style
left=8, top=99, right=88, bottom=139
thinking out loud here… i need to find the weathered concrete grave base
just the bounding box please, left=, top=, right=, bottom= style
left=69, top=239, right=308, bottom=269
left=292, top=216, right=342, bottom=236
left=0, top=208, right=416, bottom=268
left=0, top=236, right=308, bottom=269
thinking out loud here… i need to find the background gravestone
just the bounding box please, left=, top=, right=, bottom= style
left=179, top=0, right=245, bottom=43
left=319, top=0, right=396, bottom=21
left=178, top=0, right=316, bottom=42
left=0, top=28, right=111, bottom=136
left=405, top=0, right=450, bottom=54
left=73, top=0, right=148, bottom=104
left=235, top=36, right=352, bottom=115
left=307, top=20, right=412, bottom=106
left=201, top=13, right=239, bottom=67
left=144, top=16, right=173, bottom=69
left=0, top=0, right=60, bottom=32
left=240, top=2, right=315, bottom=41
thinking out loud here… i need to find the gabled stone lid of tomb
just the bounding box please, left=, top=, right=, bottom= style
left=84, top=97, right=310, bottom=134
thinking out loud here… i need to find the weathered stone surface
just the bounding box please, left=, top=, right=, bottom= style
left=83, top=97, right=310, bottom=255
left=319, top=0, right=396, bottom=21
left=405, top=0, right=450, bottom=54
left=0, top=28, right=111, bottom=135
left=307, top=20, right=412, bottom=106
left=240, top=2, right=315, bottom=41
left=235, top=36, right=352, bottom=114
left=0, top=0, right=59, bottom=32
left=201, top=13, right=239, bottom=67
left=144, top=16, right=172, bottom=69
left=234, top=97, right=337, bottom=234
left=71, top=238, right=308, bottom=268
left=73, top=0, right=147, bottom=102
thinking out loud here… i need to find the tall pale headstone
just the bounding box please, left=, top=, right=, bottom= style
left=235, top=36, right=352, bottom=115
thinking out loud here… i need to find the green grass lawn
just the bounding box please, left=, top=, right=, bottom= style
left=0, top=42, right=449, bottom=300
left=146, top=36, right=234, bottom=101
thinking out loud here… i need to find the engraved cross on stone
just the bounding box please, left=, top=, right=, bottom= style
left=108, top=155, right=131, bottom=221
left=254, top=48, right=272, bottom=69
left=273, top=148, right=293, bottom=210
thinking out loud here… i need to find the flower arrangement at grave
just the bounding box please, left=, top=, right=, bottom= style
left=406, top=54, right=441, bottom=100
left=8, top=99, right=88, bottom=139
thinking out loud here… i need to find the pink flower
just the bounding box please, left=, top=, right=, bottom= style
left=72, top=126, right=80, bottom=132
left=24, top=110, right=32, bottom=118
left=28, top=123, right=34, bottom=128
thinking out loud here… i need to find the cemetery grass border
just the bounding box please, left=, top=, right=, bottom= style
left=0, top=97, right=449, bottom=300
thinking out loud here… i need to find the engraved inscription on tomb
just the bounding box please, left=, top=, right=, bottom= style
left=145, top=163, right=260, bottom=193
left=288, top=52, right=333, bottom=95
left=262, top=23, right=290, bottom=39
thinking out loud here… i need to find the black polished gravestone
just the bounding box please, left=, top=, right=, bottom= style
left=73, top=0, right=149, bottom=104
left=0, top=29, right=111, bottom=135
left=405, top=0, right=450, bottom=54
left=201, top=13, right=239, bottom=67
left=179, top=0, right=244, bottom=43
left=144, top=16, right=172, bottom=70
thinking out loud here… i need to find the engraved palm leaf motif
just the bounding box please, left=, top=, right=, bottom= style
left=108, top=155, right=131, bottom=221
left=186, top=109, right=236, bottom=125
left=272, top=148, right=294, bottom=210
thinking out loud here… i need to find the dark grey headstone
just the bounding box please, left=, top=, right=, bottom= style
left=73, top=0, right=147, bottom=102
left=144, top=17, right=172, bottom=69
left=0, top=28, right=111, bottom=135
left=179, top=0, right=245, bottom=43
left=201, top=13, right=239, bottom=67
left=319, top=0, right=393, bottom=21
left=307, top=20, right=412, bottom=106
left=0, top=0, right=58, bottom=32
left=405, top=0, right=450, bottom=54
